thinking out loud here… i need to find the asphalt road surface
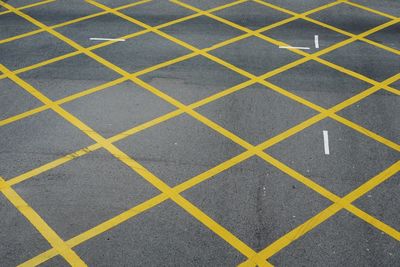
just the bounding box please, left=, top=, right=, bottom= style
left=0, top=0, right=399, bottom=266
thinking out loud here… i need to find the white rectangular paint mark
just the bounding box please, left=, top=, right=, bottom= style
left=323, top=130, right=330, bottom=155
left=279, top=46, right=310, bottom=50
left=314, top=35, right=319, bottom=48
left=90, top=37, right=125, bottom=42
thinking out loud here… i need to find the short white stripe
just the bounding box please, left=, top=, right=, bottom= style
left=90, top=38, right=125, bottom=41
left=279, top=46, right=310, bottom=50
left=314, top=35, right=319, bottom=48
left=323, top=130, right=330, bottom=155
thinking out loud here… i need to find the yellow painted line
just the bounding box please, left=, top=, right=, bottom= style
left=344, top=0, right=398, bottom=20
left=0, top=105, right=48, bottom=127
left=0, top=0, right=55, bottom=16
left=0, top=28, right=44, bottom=44
left=0, top=177, right=87, bottom=266
left=346, top=205, right=400, bottom=241
left=240, top=161, right=400, bottom=265
left=331, top=114, right=400, bottom=151
left=384, top=85, right=400, bottom=96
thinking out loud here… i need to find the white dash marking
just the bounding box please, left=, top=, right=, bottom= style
left=90, top=37, right=125, bottom=42
left=314, top=35, right=319, bottom=48
left=279, top=46, right=310, bottom=50
left=323, top=130, right=330, bottom=155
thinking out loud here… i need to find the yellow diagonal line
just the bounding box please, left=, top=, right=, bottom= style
left=0, top=177, right=87, bottom=266
left=344, top=0, right=398, bottom=19
left=0, top=0, right=55, bottom=16
left=384, top=85, right=400, bottom=96
left=239, top=161, right=400, bottom=266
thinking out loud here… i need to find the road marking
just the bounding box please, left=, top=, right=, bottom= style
left=323, top=130, right=330, bottom=155
left=90, top=37, right=125, bottom=41
left=315, top=35, right=319, bottom=48
left=279, top=46, right=310, bottom=50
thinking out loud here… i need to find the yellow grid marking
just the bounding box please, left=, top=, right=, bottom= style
left=343, top=0, right=398, bottom=20
left=0, top=64, right=269, bottom=267
left=0, top=0, right=55, bottom=16
left=252, top=0, right=400, bottom=55
left=0, top=0, right=151, bottom=44
left=0, top=177, right=86, bottom=266
left=0, top=3, right=270, bottom=262
left=239, top=161, right=400, bottom=265
left=0, top=0, right=398, bottom=266
left=0, top=0, right=245, bottom=65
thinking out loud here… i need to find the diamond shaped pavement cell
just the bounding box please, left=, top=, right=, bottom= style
left=139, top=55, right=248, bottom=105
left=321, top=40, right=400, bottom=82
left=0, top=13, right=38, bottom=40
left=162, top=15, right=244, bottom=49
left=210, top=36, right=302, bottom=76
left=0, top=78, right=42, bottom=121
left=93, top=32, right=190, bottom=73
left=178, top=0, right=236, bottom=10
left=23, top=0, right=102, bottom=26
left=213, top=1, right=291, bottom=30
left=196, top=83, right=317, bottom=145
left=0, top=194, right=51, bottom=266
left=338, top=90, right=400, bottom=144
left=270, top=210, right=400, bottom=266
left=183, top=156, right=332, bottom=251
left=259, top=0, right=334, bottom=13
left=14, top=148, right=160, bottom=239
left=116, top=113, right=245, bottom=187
left=18, top=54, right=121, bottom=101
left=309, top=2, right=391, bottom=34
left=0, top=31, right=75, bottom=71
left=56, top=13, right=144, bottom=48
left=266, top=118, right=399, bottom=197
left=266, top=60, right=371, bottom=108
left=367, top=22, right=400, bottom=50
left=75, top=200, right=246, bottom=265
left=120, top=0, right=195, bottom=27
left=262, top=18, right=348, bottom=53
left=62, top=80, right=175, bottom=138
left=0, top=110, right=93, bottom=179
left=354, top=173, right=399, bottom=231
